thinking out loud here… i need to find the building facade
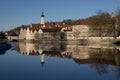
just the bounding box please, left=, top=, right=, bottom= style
left=19, top=12, right=71, bottom=41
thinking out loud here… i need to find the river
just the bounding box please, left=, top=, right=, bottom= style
left=0, top=42, right=120, bottom=80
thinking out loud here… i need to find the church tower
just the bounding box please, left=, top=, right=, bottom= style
left=41, top=12, right=45, bottom=24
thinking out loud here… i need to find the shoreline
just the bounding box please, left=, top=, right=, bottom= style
left=1, top=38, right=120, bottom=45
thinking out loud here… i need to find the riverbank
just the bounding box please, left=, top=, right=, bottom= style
left=16, top=39, right=120, bottom=50
left=1, top=38, right=120, bottom=46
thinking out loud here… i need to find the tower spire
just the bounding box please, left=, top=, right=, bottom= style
left=41, top=12, right=44, bottom=17
left=41, top=12, right=45, bottom=25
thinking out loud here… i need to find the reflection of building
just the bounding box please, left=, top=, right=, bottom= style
left=19, top=42, right=39, bottom=55
left=18, top=42, right=120, bottom=66
left=19, top=42, right=66, bottom=65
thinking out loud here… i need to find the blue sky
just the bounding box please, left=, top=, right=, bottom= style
left=0, top=0, right=120, bottom=31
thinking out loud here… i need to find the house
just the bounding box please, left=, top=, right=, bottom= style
left=7, top=32, right=19, bottom=41
left=19, top=27, right=27, bottom=40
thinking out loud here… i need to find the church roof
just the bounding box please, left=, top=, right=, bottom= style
left=41, top=27, right=62, bottom=32
left=24, top=22, right=71, bottom=33
left=31, top=24, right=43, bottom=28
left=32, top=23, right=69, bottom=31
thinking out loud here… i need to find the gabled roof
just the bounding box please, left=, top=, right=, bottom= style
left=29, top=24, right=43, bottom=32
left=8, top=32, right=18, bottom=36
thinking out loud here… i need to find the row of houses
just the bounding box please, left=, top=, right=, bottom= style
left=6, top=12, right=119, bottom=41
left=19, top=23, right=71, bottom=40
left=5, top=12, right=76, bottom=41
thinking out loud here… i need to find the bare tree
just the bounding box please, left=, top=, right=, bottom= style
left=89, top=10, right=116, bottom=38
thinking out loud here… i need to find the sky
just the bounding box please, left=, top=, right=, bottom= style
left=0, top=0, right=120, bottom=31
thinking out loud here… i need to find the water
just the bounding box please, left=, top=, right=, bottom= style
left=0, top=42, right=120, bottom=80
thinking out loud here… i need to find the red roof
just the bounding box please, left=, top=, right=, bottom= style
left=31, top=24, right=43, bottom=28
left=25, top=23, right=71, bottom=32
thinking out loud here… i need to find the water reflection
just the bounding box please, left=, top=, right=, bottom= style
left=13, top=42, right=120, bottom=77
left=18, top=42, right=67, bottom=64
left=17, top=42, right=120, bottom=65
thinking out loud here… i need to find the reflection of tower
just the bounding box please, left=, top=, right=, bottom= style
left=41, top=12, right=45, bottom=25
left=41, top=53, right=45, bottom=67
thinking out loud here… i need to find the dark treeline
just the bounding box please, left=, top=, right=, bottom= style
left=0, top=32, right=6, bottom=39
